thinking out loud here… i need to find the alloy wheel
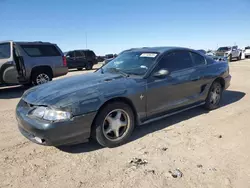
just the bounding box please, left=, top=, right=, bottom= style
left=210, top=85, right=221, bottom=105
left=102, top=109, right=131, bottom=141
left=36, top=73, right=50, bottom=85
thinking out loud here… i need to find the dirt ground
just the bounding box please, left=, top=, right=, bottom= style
left=0, top=59, right=250, bottom=188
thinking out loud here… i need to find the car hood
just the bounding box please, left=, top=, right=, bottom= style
left=22, top=72, right=129, bottom=108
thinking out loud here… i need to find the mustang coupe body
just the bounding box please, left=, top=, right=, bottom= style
left=16, top=47, right=231, bottom=147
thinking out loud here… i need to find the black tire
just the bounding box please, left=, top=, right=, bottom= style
left=31, top=70, right=52, bottom=85
left=85, top=62, right=93, bottom=70
left=92, top=102, right=135, bottom=147
left=77, top=68, right=83, bottom=71
left=246, top=55, right=248, bottom=59
left=204, top=81, right=222, bottom=110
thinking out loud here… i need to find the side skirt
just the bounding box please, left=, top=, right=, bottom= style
left=140, top=102, right=205, bottom=126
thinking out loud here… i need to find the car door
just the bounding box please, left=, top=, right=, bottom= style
left=231, top=46, right=238, bottom=58
left=0, top=41, right=20, bottom=84
left=189, top=51, right=209, bottom=101
left=75, top=51, right=87, bottom=68
left=146, top=50, right=200, bottom=119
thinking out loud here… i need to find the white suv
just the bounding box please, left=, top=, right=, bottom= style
left=224, top=46, right=242, bottom=62
left=244, top=47, right=250, bottom=58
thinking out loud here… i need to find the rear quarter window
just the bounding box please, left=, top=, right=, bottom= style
left=0, top=43, right=11, bottom=59
left=190, top=52, right=206, bottom=66
left=21, top=45, right=61, bottom=57
left=86, top=51, right=96, bottom=58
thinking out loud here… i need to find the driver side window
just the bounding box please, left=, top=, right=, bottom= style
left=155, top=51, right=193, bottom=72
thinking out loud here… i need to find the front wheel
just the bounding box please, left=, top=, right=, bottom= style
left=228, top=54, right=232, bottom=62
left=93, top=102, right=135, bottom=147
left=204, top=82, right=222, bottom=110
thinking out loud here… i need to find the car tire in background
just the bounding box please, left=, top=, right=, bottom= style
left=31, top=70, right=52, bottom=85
left=92, top=102, right=135, bottom=147
left=204, top=81, right=222, bottom=110
left=77, top=68, right=83, bottom=71
left=85, top=62, right=93, bottom=70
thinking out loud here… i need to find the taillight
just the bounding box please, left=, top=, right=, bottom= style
left=63, top=56, right=67, bottom=66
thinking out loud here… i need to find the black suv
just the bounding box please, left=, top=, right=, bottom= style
left=65, top=50, right=97, bottom=70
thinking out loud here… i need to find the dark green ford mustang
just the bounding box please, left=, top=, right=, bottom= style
left=16, top=47, right=231, bottom=147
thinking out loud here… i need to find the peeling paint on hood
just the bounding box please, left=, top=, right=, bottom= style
left=22, top=72, right=127, bottom=108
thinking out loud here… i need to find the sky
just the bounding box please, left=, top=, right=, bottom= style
left=0, top=0, right=250, bottom=55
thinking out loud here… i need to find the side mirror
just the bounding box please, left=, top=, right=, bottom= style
left=153, top=69, right=169, bottom=78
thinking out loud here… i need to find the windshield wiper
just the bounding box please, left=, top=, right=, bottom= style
left=107, top=68, right=129, bottom=77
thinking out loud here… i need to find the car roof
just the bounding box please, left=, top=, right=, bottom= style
left=15, top=41, right=55, bottom=45
left=74, top=49, right=93, bottom=52
left=123, top=47, right=196, bottom=54
left=0, top=40, right=55, bottom=45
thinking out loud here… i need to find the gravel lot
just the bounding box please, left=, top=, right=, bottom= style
left=0, top=59, right=250, bottom=188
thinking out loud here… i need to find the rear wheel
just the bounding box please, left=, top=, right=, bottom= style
left=77, top=68, right=83, bottom=71
left=92, top=102, right=135, bottom=147
left=85, top=62, right=93, bottom=70
left=204, top=82, right=222, bottom=110
left=31, top=70, right=52, bottom=85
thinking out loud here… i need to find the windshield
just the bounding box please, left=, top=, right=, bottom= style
left=0, top=42, right=11, bottom=59
left=245, top=47, right=250, bottom=50
left=102, top=51, right=159, bottom=76
left=218, top=47, right=230, bottom=51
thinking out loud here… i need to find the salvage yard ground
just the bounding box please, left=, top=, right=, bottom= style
left=0, top=59, right=250, bottom=188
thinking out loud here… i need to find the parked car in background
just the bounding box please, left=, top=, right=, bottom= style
left=215, top=46, right=242, bottom=62
left=105, top=54, right=115, bottom=59
left=65, top=50, right=97, bottom=70
left=97, top=56, right=105, bottom=62
left=103, top=54, right=118, bottom=65
left=244, top=46, right=250, bottom=58
left=0, top=41, right=68, bottom=86
left=16, top=47, right=231, bottom=148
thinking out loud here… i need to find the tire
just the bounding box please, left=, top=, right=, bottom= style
left=204, top=81, right=222, bottom=110
left=31, top=70, right=52, bottom=85
left=92, top=102, right=135, bottom=147
left=85, top=62, right=93, bottom=70
left=77, top=68, right=83, bottom=71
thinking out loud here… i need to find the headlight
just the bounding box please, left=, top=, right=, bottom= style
left=30, top=107, right=71, bottom=121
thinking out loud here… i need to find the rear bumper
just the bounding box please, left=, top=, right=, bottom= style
left=16, top=100, right=96, bottom=146
left=54, top=66, right=68, bottom=78
left=224, top=75, right=231, bottom=90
